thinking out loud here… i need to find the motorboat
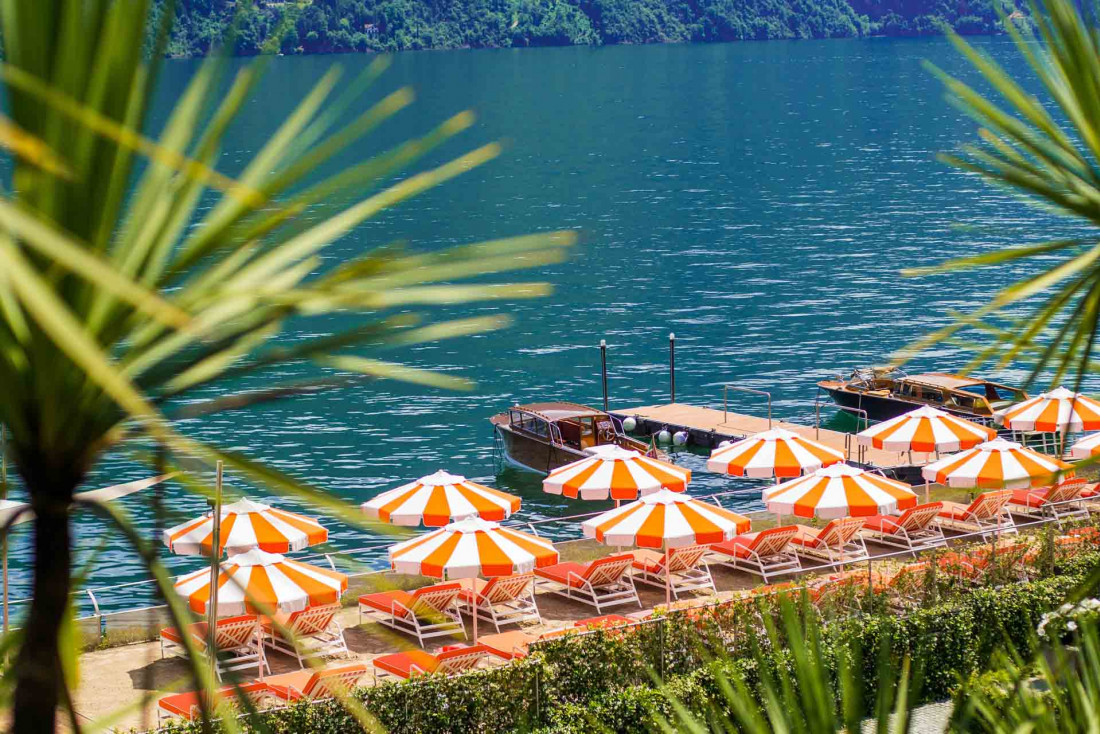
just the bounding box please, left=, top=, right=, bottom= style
left=490, top=402, right=661, bottom=474
left=817, top=367, right=1027, bottom=423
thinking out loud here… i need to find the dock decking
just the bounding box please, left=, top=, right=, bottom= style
left=612, top=402, right=933, bottom=472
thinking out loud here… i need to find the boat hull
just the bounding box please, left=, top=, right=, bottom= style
left=494, top=425, right=588, bottom=474
left=823, top=387, right=987, bottom=423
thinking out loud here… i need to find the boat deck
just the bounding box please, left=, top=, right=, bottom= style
left=612, top=402, right=934, bottom=472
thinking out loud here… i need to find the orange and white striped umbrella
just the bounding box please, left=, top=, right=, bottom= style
left=388, top=517, right=559, bottom=579
left=1071, top=432, right=1100, bottom=459
left=580, top=489, right=751, bottom=548
left=361, top=470, right=521, bottom=527
left=543, top=445, right=690, bottom=501
left=921, top=438, right=1073, bottom=489
left=763, top=463, right=918, bottom=518
left=174, top=549, right=348, bottom=617
left=856, top=406, right=995, bottom=453
left=162, top=498, right=328, bottom=556
left=706, top=428, right=844, bottom=478
left=995, top=387, right=1100, bottom=433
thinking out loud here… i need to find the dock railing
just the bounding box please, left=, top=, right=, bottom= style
left=722, top=385, right=771, bottom=428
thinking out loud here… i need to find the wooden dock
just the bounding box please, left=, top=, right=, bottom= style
left=612, top=403, right=933, bottom=474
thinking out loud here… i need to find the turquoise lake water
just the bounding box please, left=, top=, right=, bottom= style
left=6, top=36, right=1095, bottom=615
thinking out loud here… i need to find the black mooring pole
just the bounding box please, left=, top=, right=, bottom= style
left=600, top=339, right=609, bottom=411
left=669, top=332, right=676, bottom=403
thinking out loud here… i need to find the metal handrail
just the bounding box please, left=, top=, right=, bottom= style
left=722, top=385, right=772, bottom=428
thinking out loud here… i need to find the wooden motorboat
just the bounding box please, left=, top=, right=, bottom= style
left=818, top=367, right=1027, bottom=423
left=490, top=402, right=661, bottom=474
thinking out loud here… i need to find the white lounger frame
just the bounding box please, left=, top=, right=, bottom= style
left=862, top=506, right=947, bottom=557
left=710, top=530, right=802, bottom=584
left=160, top=617, right=268, bottom=681
left=631, top=545, right=716, bottom=599
left=536, top=558, right=641, bottom=614
left=462, top=574, right=541, bottom=633
left=359, top=587, right=466, bottom=647
left=264, top=603, right=349, bottom=667
left=791, top=518, right=870, bottom=566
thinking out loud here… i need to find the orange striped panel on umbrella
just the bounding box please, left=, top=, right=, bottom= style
left=543, top=445, right=690, bottom=501
left=362, top=470, right=520, bottom=527
left=388, top=517, right=559, bottom=579
left=921, top=438, right=1072, bottom=489
left=163, top=498, right=328, bottom=556
left=174, top=549, right=348, bottom=617
left=706, top=428, right=844, bottom=478
left=857, top=406, right=995, bottom=453
left=762, top=463, right=918, bottom=518
left=995, top=387, right=1100, bottom=433
left=580, top=489, right=750, bottom=548
left=1071, top=432, right=1100, bottom=459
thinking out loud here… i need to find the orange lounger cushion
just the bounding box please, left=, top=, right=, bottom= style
left=534, top=562, right=593, bottom=588
left=358, top=590, right=418, bottom=618
left=936, top=501, right=975, bottom=521
left=1010, top=488, right=1051, bottom=508
left=710, top=534, right=758, bottom=559
left=789, top=525, right=824, bottom=549
left=158, top=682, right=269, bottom=719
left=862, top=515, right=903, bottom=533
left=373, top=650, right=447, bottom=678
left=629, top=549, right=666, bottom=573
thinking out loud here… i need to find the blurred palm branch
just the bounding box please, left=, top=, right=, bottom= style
left=901, top=0, right=1100, bottom=391
left=0, top=0, right=573, bottom=729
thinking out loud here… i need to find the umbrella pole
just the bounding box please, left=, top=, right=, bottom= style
left=207, top=461, right=223, bottom=683
left=925, top=478, right=930, bottom=504
left=664, top=541, right=671, bottom=609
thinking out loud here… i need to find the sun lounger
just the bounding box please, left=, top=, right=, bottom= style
left=159, top=614, right=267, bottom=681
left=861, top=503, right=946, bottom=555
left=628, top=544, right=716, bottom=599
left=480, top=628, right=570, bottom=660
left=935, top=490, right=1017, bottom=538
left=534, top=553, right=641, bottom=613
left=261, top=603, right=348, bottom=667
left=457, top=574, right=540, bottom=632
left=1007, top=478, right=1089, bottom=523
left=372, top=644, right=489, bottom=681
left=881, top=561, right=932, bottom=609
left=708, top=526, right=802, bottom=583
left=263, top=662, right=370, bottom=702
left=358, top=581, right=465, bottom=646
left=788, top=518, right=869, bottom=564
left=156, top=681, right=271, bottom=724
left=809, top=570, right=881, bottom=611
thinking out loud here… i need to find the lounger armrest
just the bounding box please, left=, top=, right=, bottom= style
left=566, top=570, right=587, bottom=587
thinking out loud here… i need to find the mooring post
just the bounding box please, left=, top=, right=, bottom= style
left=600, top=339, right=609, bottom=411
left=669, top=333, right=676, bottom=403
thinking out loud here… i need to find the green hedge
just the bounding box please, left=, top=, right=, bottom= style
left=166, top=552, right=1100, bottom=734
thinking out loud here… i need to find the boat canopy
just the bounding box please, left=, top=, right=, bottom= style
left=513, top=402, right=609, bottom=422
left=904, top=373, right=986, bottom=390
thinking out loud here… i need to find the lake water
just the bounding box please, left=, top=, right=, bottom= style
left=5, top=36, right=1093, bottom=615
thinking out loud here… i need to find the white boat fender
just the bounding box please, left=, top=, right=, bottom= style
left=718, top=440, right=733, bottom=448
left=657, top=429, right=672, bottom=444
left=622, top=416, right=637, bottom=432
left=673, top=431, right=689, bottom=446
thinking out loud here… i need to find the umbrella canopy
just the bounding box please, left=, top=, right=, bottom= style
left=856, top=406, right=996, bottom=453
left=388, top=517, right=559, bottom=579
left=921, top=438, right=1072, bottom=489
left=543, top=445, right=690, bottom=501
left=994, top=387, right=1100, bottom=433
left=762, top=463, right=918, bottom=518
left=163, top=498, right=328, bottom=556
left=174, top=549, right=348, bottom=617
left=706, top=427, right=844, bottom=478
left=580, top=489, right=751, bottom=548
left=1071, top=432, right=1100, bottom=460
left=361, top=470, right=521, bottom=527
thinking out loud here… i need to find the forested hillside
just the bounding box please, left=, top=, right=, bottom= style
left=159, top=0, right=1011, bottom=57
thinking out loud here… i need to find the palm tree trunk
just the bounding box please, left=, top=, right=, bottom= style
left=12, top=495, right=72, bottom=733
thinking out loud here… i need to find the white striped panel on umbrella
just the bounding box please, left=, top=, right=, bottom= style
left=856, top=406, right=995, bottom=453
left=174, top=549, right=347, bottom=617
left=995, top=387, right=1100, bottom=433
left=1071, top=432, right=1100, bottom=459
left=580, top=489, right=751, bottom=548
left=361, top=470, right=520, bottom=526
left=543, top=445, right=690, bottom=501
left=921, top=438, right=1072, bottom=489
left=163, top=498, right=328, bottom=556
left=762, top=463, right=918, bottom=518
left=706, top=428, right=843, bottom=478
left=388, top=517, right=559, bottom=579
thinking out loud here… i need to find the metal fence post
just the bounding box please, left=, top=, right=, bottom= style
left=600, top=340, right=609, bottom=411
left=669, top=333, right=676, bottom=403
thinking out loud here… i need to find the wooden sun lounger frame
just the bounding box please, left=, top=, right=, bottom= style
left=262, top=603, right=349, bottom=667
left=160, top=615, right=268, bottom=682
left=861, top=503, right=947, bottom=556
left=534, top=555, right=642, bottom=614
left=358, top=583, right=466, bottom=647
left=1007, top=478, right=1089, bottom=524
left=709, top=527, right=802, bottom=584
left=790, top=518, right=869, bottom=565
left=936, top=490, right=1018, bottom=539
left=461, top=574, right=541, bottom=633
left=630, top=544, right=716, bottom=599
